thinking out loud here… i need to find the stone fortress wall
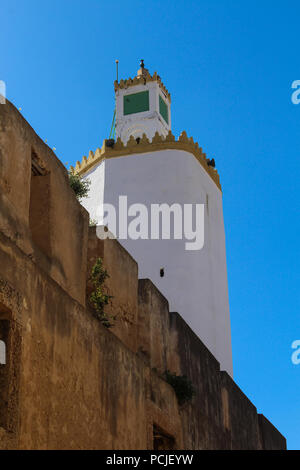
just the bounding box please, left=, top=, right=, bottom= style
left=0, top=101, right=286, bottom=449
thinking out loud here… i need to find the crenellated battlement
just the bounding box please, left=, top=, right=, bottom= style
left=114, top=70, right=171, bottom=102
left=71, top=131, right=221, bottom=190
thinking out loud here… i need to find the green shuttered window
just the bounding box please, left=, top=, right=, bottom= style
left=159, top=95, right=169, bottom=124
left=123, top=91, right=150, bottom=115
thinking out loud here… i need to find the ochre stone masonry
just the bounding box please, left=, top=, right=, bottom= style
left=0, top=100, right=286, bottom=449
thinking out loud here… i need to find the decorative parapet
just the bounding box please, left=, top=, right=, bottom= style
left=114, top=71, right=171, bottom=102
left=71, top=131, right=221, bottom=191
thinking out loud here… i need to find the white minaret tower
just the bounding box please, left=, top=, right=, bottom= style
left=76, top=61, right=233, bottom=376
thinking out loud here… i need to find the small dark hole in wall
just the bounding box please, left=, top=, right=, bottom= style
left=136, top=137, right=141, bottom=144
left=160, top=268, right=165, bottom=278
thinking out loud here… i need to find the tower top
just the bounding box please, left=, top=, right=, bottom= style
left=114, top=61, right=171, bottom=144
left=114, top=63, right=171, bottom=102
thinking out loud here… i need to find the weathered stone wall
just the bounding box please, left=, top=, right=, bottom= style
left=258, top=414, right=286, bottom=450
left=0, top=101, right=89, bottom=306
left=87, top=232, right=139, bottom=353
left=220, top=371, right=261, bottom=449
left=169, top=312, right=229, bottom=449
left=0, top=230, right=182, bottom=449
left=0, top=100, right=286, bottom=450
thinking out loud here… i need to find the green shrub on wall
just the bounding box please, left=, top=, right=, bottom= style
left=89, top=219, right=97, bottom=227
left=68, top=171, right=91, bottom=201
left=89, top=258, right=114, bottom=328
left=165, top=370, right=196, bottom=405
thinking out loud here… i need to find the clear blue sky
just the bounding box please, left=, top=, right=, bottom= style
left=1, top=0, right=299, bottom=449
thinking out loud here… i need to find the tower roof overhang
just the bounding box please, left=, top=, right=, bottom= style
left=71, top=131, right=221, bottom=191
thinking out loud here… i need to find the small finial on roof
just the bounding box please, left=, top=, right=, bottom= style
left=137, top=59, right=149, bottom=78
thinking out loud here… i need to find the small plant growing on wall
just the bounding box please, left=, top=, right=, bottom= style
left=89, top=219, right=97, bottom=227
left=89, top=258, right=114, bottom=328
left=68, top=171, right=91, bottom=201
left=165, top=370, right=196, bottom=406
